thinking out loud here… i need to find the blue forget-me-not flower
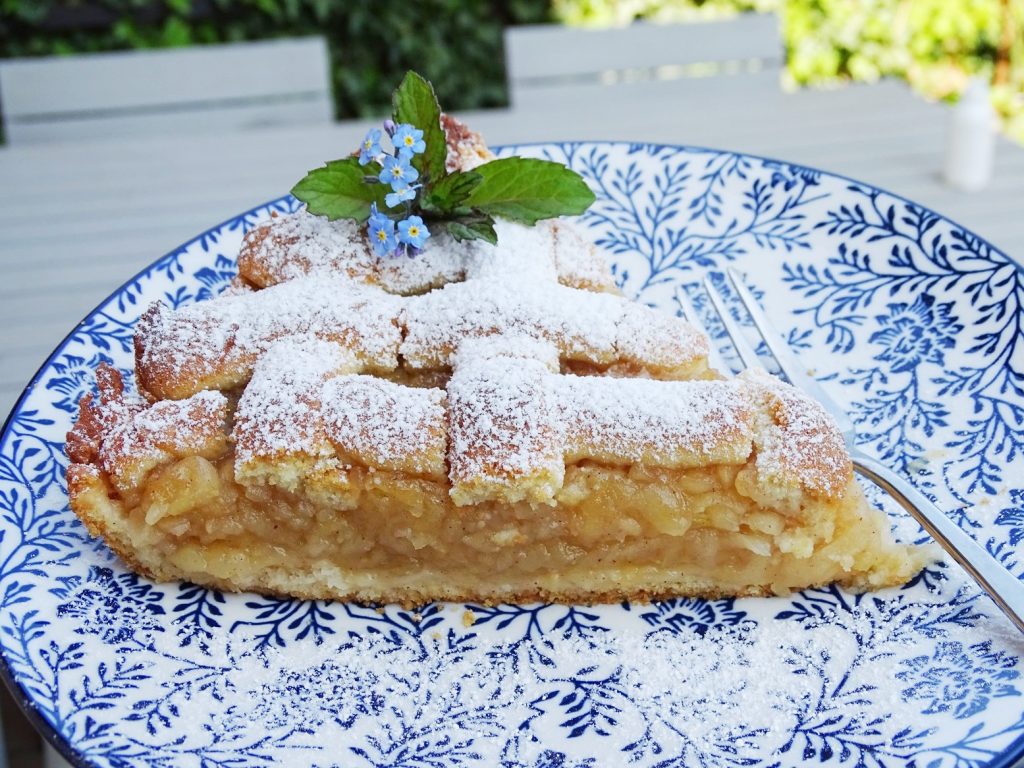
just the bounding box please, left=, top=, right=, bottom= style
left=398, top=215, right=430, bottom=250
left=379, top=152, right=419, bottom=191
left=393, top=124, right=426, bottom=155
left=358, top=128, right=383, bottom=166
left=385, top=184, right=419, bottom=209
left=367, top=203, right=397, bottom=256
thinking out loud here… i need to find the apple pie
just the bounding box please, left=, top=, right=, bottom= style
left=65, top=120, right=928, bottom=606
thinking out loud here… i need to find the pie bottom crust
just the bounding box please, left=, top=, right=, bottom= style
left=68, top=449, right=930, bottom=607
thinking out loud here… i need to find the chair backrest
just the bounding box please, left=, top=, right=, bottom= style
left=505, top=15, right=782, bottom=107
left=0, top=37, right=332, bottom=144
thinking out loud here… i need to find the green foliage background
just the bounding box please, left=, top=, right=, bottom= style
left=0, top=0, right=551, bottom=118
left=1, top=0, right=1020, bottom=139
left=554, top=0, right=1024, bottom=141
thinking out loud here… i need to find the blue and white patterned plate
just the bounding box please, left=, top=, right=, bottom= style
left=2, top=142, right=1023, bottom=768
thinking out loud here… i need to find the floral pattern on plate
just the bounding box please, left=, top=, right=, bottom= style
left=1, top=142, right=1022, bottom=768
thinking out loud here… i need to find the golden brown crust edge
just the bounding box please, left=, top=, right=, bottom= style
left=67, top=465, right=161, bottom=583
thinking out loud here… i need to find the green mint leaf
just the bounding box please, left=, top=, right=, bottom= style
left=291, top=157, right=387, bottom=222
left=464, top=158, right=595, bottom=225
left=393, top=71, right=447, bottom=183
left=447, top=215, right=497, bottom=245
left=422, top=171, right=482, bottom=214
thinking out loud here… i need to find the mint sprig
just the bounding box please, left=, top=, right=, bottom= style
left=463, top=157, right=595, bottom=225
left=422, top=170, right=482, bottom=214
left=291, top=158, right=389, bottom=222
left=393, top=72, right=447, bottom=185
left=290, top=71, right=596, bottom=255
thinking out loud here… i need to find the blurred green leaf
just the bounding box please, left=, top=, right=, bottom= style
left=161, top=16, right=193, bottom=47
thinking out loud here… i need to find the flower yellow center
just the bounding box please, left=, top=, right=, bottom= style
left=392, top=168, right=402, bottom=177
left=364, top=140, right=372, bottom=149
left=376, top=230, right=388, bottom=242
left=404, top=136, right=414, bottom=146
left=408, top=226, right=420, bottom=237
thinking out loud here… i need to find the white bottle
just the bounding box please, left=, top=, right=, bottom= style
left=944, top=77, right=996, bottom=192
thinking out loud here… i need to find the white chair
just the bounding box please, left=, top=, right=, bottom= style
left=504, top=14, right=784, bottom=111
left=0, top=37, right=332, bottom=144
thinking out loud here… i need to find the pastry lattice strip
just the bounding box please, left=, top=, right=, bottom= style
left=135, top=274, right=711, bottom=400
left=230, top=335, right=850, bottom=508
left=238, top=208, right=617, bottom=296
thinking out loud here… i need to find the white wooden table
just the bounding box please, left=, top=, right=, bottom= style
left=2, top=78, right=1023, bottom=421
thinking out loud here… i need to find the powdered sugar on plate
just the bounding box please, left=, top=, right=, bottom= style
left=91, top=563, right=1009, bottom=768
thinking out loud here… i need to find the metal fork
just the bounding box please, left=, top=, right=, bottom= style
left=691, top=268, right=1024, bottom=633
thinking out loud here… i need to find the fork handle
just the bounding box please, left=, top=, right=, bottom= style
left=852, top=450, right=1024, bottom=634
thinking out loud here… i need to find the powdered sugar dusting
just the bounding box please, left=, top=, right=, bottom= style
left=237, top=210, right=614, bottom=296
left=233, top=336, right=446, bottom=480
left=740, top=368, right=851, bottom=498
left=130, top=390, right=227, bottom=441
left=463, top=220, right=559, bottom=283
left=339, top=221, right=559, bottom=295
left=141, top=270, right=705, bottom=400
left=216, top=325, right=847, bottom=502
left=144, top=593, right=957, bottom=768
left=560, top=375, right=753, bottom=467
left=238, top=209, right=377, bottom=288
left=442, top=338, right=847, bottom=502
left=453, top=335, right=560, bottom=371
left=447, top=351, right=564, bottom=504
left=101, top=389, right=229, bottom=491
left=233, top=337, right=359, bottom=469
left=401, top=280, right=625, bottom=368
left=322, top=376, right=446, bottom=476
left=552, top=219, right=618, bottom=292
left=374, top=230, right=471, bottom=294
left=135, top=276, right=843, bottom=502
left=137, top=276, right=403, bottom=398
left=616, top=301, right=710, bottom=369
left=444, top=337, right=750, bottom=499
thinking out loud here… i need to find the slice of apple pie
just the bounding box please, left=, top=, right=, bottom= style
left=65, top=117, right=928, bottom=605
left=67, top=326, right=927, bottom=605
left=67, top=264, right=928, bottom=605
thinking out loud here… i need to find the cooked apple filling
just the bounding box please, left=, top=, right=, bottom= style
left=67, top=338, right=927, bottom=606
left=70, top=448, right=921, bottom=605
